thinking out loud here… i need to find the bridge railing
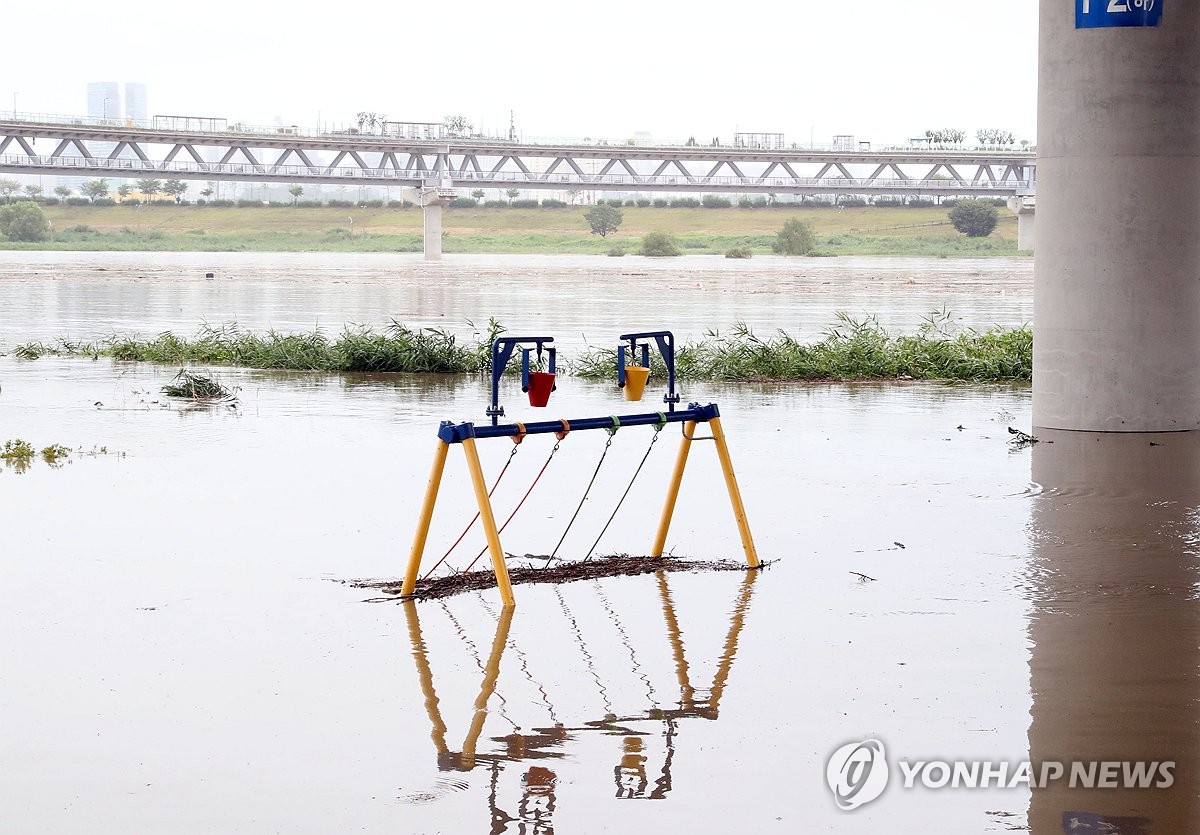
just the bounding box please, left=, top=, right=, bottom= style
left=0, top=153, right=1030, bottom=192
left=1, top=112, right=1035, bottom=155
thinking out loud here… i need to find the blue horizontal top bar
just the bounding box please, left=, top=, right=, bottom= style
left=438, top=402, right=720, bottom=444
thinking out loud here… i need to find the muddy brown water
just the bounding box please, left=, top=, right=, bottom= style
left=1, top=254, right=1194, bottom=833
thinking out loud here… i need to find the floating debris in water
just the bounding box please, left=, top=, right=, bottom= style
left=350, top=554, right=770, bottom=602
left=1007, top=426, right=1040, bottom=449
left=161, top=369, right=239, bottom=404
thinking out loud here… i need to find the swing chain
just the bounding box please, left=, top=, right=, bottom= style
left=583, top=421, right=664, bottom=561
left=461, top=434, right=565, bottom=573
left=422, top=438, right=524, bottom=580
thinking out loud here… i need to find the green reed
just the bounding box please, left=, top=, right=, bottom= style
left=571, top=313, right=1031, bottom=382
left=9, top=314, right=1030, bottom=382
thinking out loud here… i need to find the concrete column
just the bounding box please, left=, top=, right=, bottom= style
left=422, top=199, right=443, bottom=261
left=1034, top=3, right=1200, bottom=431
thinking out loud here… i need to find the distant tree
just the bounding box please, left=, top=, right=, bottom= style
left=162, top=179, right=189, bottom=203
left=924, top=128, right=965, bottom=145
left=976, top=128, right=1015, bottom=146
left=443, top=115, right=473, bottom=137
left=200, top=181, right=215, bottom=201
left=23, top=184, right=43, bottom=200
left=0, top=201, right=49, bottom=241
left=506, top=188, right=521, bottom=203
left=355, top=111, right=386, bottom=135
left=584, top=204, right=623, bottom=237
left=81, top=179, right=110, bottom=202
left=116, top=183, right=133, bottom=202
left=0, top=178, right=21, bottom=203
left=566, top=188, right=582, bottom=205
left=640, top=231, right=681, bottom=257
left=471, top=189, right=486, bottom=202
left=136, top=178, right=162, bottom=203
left=772, top=218, right=817, bottom=255
left=949, top=199, right=998, bottom=237
left=54, top=185, right=72, bottom=201
left=288, top=184, right=304, bottom=205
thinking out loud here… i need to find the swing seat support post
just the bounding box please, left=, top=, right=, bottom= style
left=461, top=435, right=516, bottom=606
left=651, top=412, right=760, bottom=569
left=651, top=420, right=696, bottom=559
left=708, top=416, right=760, bottom=569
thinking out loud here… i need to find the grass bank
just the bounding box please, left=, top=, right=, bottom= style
left=7, top=204, right=1022, bottom=256
left=9, top=315, right=1032, bottom=382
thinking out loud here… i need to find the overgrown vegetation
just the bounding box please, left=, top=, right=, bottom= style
left=640, top=231, right=681, bottom=257
left=10, top=313, right=1031, bottom=382
left=1, top=440, right=72, bottom=472
left=0, top=201, right=50, bottom=242
left=0, top=440, right=117, bottom=474
left=573, top=312, right=1032, bottom=382
left=1, top=439, right=36, bottom=461
left=14, top=320, right=505, bottom=374
left=772, top=218, right=816, bottom=255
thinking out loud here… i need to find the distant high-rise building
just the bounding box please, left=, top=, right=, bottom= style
left=124, top=82, right=147, bottom=124
left=68, top=81, right=130, bottom=192
left=86, top=81, right=120, bottom=122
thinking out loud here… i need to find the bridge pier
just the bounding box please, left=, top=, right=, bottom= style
left=416, top=183, right=457, bottom=261
left=1005, top=195, right=1035, bottom=252
left=1034, top=1, right=1200, bottom=431
left=423, top=199, right=443, bottom=261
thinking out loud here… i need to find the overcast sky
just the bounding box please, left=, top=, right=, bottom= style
left=7, top=0, right=1038, bottom=146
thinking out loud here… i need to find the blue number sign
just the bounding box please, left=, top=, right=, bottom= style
left=1077, top=0, right=1162, bottom=28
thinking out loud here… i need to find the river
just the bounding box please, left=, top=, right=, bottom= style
left=1, top=254, right=1193, bottom=834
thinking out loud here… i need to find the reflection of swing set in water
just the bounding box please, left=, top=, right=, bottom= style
left=403, top=569, right=759, bottom=831
left=403, top=331, right=761, bottom=606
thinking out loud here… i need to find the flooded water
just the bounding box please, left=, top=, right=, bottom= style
left=0, top=252, right=1031, bottom=350
left=1, top=254, right=1195, bottom=833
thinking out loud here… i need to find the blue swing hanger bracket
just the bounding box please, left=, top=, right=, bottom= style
left=488, top=336, right=556, bottom=425
left=618, top=330, right=680, bottom=411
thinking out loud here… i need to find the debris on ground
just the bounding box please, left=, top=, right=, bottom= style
left=349, top=554, right=771, bottom=602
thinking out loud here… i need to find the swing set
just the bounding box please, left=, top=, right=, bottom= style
left=403, top=329, right=760, bottom=606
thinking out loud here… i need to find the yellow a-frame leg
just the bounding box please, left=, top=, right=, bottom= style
left=651, top=420, right=696, bottom=558
left=403, top=439, right=451, bottom=597
left=402, top=437, right=516, bottom=606
left=650, top=417, right=760, bottom=568
left=709, top=417, right=760, bottom=569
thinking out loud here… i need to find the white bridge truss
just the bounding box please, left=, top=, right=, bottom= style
left=0, top=119, right=1035, bottom=196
